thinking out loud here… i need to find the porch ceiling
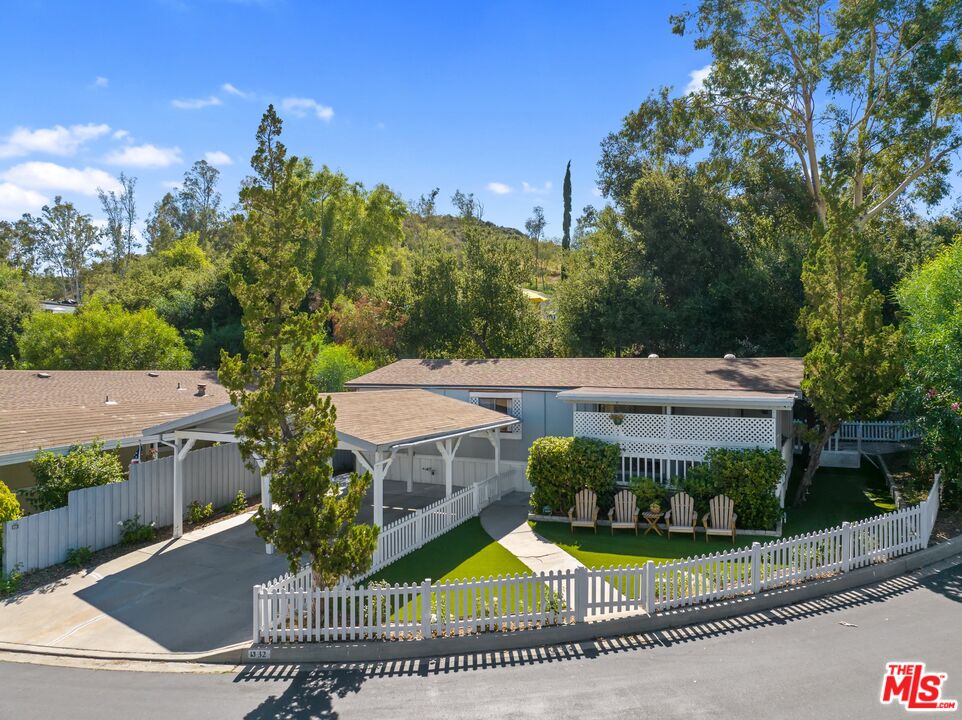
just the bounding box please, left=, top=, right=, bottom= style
left=142, top=388, right=518, bottom=453
left=557, top=386, right=797, bottom=410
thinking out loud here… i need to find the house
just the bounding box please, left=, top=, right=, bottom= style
left=345, top=356, right=802, bottom=500
left=0, top=370, right=229, bottom=504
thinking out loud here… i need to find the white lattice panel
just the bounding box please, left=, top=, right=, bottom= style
left=669, top=415, right=773, bottom=446
left=621, top=413, right=668, bottom=439
left=573, top=411, right=619, bottom=438
left=470, top=394, right=522, bottom=434
left=621, top=441, right=669, bottom=456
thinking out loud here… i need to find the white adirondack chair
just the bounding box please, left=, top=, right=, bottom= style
left=568, top=488, right=599, bottom=533
left=703, top=494, right=737, bottom=543
left=665, top=491, right=697, bottom=540
left=608, top=489, right=639, bottom=535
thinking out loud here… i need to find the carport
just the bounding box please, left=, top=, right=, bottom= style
left=143, top=389, right=518, bottom=552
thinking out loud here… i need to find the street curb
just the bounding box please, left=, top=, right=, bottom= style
left=0, top=640, right=251, bottom=665
left=213, top=534, right=962, bottom=665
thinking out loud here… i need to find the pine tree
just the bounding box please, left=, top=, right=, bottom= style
left=561, top=160, right=571, bottom=280
left=219, top=106, right=378, bottom=588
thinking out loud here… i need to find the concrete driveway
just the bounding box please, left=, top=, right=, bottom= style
left=0, top=512, right=289, bottom=654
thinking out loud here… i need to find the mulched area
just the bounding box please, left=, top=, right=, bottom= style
left=881, top=450, right=960, bottom=544
left=5, top=501, right=262, bottom=597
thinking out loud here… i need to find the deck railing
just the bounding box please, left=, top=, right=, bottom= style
left=253, top=476, right=941, bottom=644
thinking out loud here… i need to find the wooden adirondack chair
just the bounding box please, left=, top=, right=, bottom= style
left=607, top=489, right=640, bottom=534
left=664, top=491, right=697, bottom=540
left=703, top=494, right=737, bottom=543
left=568, top=488, right=599, bottom=533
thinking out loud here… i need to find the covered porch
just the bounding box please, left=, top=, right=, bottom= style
left=143, top=388, right=519, bottom=551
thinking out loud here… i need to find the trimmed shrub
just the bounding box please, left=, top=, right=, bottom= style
left=119, top=515, right=156, bottom=545
left=679, top=447, right=784, bottom=530
left=528, top=436, right=620, bottom=513
left=0, top=479, right=22, bottom=564
left=65, top=546, right=93, bottom=568
left=628, top=477, right=667, bottom=512
left=29, top=441, right=124, bottom=512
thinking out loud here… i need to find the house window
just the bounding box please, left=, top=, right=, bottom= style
left=469, top=392, right=522, bottom=437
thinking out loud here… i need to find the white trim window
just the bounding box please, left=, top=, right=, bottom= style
left=469, top=392, right=522, bottom=437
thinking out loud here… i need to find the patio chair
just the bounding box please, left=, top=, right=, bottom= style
left=568, top=488, right=599, bottom=533
left=607, top=489, right=639, bottom=535
left=664, top=491, right=697, bottom=540
left=702, top=494, right=737, bottom=543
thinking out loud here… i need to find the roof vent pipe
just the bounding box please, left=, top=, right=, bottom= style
left=723, top=353, right=737, bottom=360
left=196, top=383, right=207, bottom=397
left=647, top=353, right=659, bottom=359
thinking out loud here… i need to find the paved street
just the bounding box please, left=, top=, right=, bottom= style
left=2, top=560, right=960, bottom=720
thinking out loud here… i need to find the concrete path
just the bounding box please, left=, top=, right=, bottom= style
left=479, top=492, right=585, bottom=573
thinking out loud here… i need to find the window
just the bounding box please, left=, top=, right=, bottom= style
left=469, top=392, right=522, bottom=437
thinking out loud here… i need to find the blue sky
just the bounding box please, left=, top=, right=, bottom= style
left=0, top=0, right=707, bottom=235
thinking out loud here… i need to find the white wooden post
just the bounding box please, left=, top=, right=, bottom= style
left=171, top=435, right=196, bottom=539
left=252, top=585, right=260, bottom=642
left=421, top=578, right=432, bottom=639
left=751, top=542, right=761, bottom=594
left=261, top=472, right=274, bottom=555
left=436, top=436, right=463, bottom=498
left=644, top=560, right=655, bottom=615
left=373, top=450, right=385, bottom=528
left=574, top=565, right=588, bottom=623
left=857, top=421, right=863, bottom=455
left=841, top=521, right=852, bottom=572
left=406, top=446, right=414, bottom=493
left=172, top=437, right=183, bottom=538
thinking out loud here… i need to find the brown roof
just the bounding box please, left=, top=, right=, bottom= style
left=0, top=370, right=228, bottom=458
left=346, top=357, right=804, bottom=394
left=145, top=389, right=517, bottom=451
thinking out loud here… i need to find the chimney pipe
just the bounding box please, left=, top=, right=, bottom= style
left=196, top=383, right=207, bottom=396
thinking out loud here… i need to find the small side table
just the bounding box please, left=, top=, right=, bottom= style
left=642, top=511, right=664, bottom=536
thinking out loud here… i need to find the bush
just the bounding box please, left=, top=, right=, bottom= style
left=65, top=546, right=93, bottom=568
left=528, top=436, right=620, bottom=513
left=185, top=500, right=214, bottom=525
left=679, top=447, right=784, bottom=530
left=29, top=441, right=124, bottom=511
left=119, top=515, right=156, bottom=545
left=0, top=566, right=23, bottom=597
left=228, top=490, right=248, bottom=514
left=628, top=477, right=667, bottom=512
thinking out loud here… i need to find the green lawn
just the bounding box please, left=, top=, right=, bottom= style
left=368, top=518, right=530, bottom=586
left=532, top=463, right=897, bottom=571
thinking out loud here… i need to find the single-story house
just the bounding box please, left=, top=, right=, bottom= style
left=0, top=370, right=229, bottom=504
left=345, top=356, right=803, bottom=494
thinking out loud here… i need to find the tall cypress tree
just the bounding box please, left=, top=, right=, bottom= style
left=561, top=161, right=572, bottom=280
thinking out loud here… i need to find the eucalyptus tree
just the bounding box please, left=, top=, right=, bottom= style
left=98, top=172, right=137, bottom=273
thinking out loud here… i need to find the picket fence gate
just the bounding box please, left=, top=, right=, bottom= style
left=254, top=476, right=941, bottom=643
left=3, top=443, right=259, bottom=574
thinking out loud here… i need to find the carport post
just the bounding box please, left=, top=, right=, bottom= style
left=254, top=456, right=273, bottom=555
left=406, top=446, right=414, bottom=493
left=172, top=433, right=197, bottom=539
left=373, top=450, right=385, bottom=529
left=486, top=429, right=501, bottom=476
left=436, top=436, right=463, bottom=497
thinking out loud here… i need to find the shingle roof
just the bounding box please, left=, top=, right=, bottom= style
left=0, top=370, right=228, bottom=458
left=346, top=357, right=804, bottom=394
left=143, top=389, right=518, bottom=452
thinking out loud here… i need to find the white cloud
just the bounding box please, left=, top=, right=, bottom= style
left=0, top=123, right=111, bottom=158
left=522, top=181, right=552, bottom=195
left=281, top=97, right=334, bottom=121
left=486, top=182, right=512, bottom=195
left=112, top=129, right=130, bottom=141
left=221, top=82, right=252, bottom=99
left=0, top=182, right=48, bottom=219
left=93, top=76, right=109, bottom=89
left=685, top=64, right=712, bottom=94
left=592, top=187, right=603, bottom=198
left=0, top=162, right=121, bottom=196
left=171, top=95, right=223, bottom=110
left=203, top=150, right=233, bottom=166
left=104, top=143, right=182, bottom=168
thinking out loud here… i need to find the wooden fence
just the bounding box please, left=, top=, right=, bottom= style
left=254, top=475, right=941, bottom=643
left=2, top=443, right=259, bottom=574
left=838, top=420, right=922, bottom=443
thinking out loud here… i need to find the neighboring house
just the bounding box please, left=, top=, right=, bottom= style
left=346, top=356, right=802, bottom=497
left=0, top=370, right=228, bottom=503
left=39, top=300, right=78, bottom=314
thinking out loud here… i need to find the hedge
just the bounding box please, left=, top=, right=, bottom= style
left=528, top=436, right=620, bottom=513
left=679, top=447, right=784, bottom=530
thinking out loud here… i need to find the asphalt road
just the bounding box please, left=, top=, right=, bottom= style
left=2, top=561, right=961, bottom=720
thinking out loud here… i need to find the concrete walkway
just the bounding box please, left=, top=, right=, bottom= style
left=479, top=492, right=586, bottom=574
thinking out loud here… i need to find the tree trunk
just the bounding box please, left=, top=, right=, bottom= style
left=793, top=422, right=838, bottom=506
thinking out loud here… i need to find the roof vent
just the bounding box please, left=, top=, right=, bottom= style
left=196, top=383, right=207, bottom=397
left=176, top=382, right=183, bottom=390
left=723, top=353, right=737, bottom=360
left=147, top=371, right=159, bottom=378
left=36, top=372, right=51, bottom=379
left=105, top=395, right=117, bottom=405
left=647, top=353, right=659, bottom=359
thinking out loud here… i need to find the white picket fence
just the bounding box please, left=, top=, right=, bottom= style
left=253, top=476, right=941, bottom=643
left=260, top=468, right=521, bottom=595
left=2, top=443, right=259, bottom=574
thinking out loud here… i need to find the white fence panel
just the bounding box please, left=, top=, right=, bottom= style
left=3, top=443, right=259, bottom=574
left=255, top=475, right=943, bottom=644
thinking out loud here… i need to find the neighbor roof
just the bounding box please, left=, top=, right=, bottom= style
left=346, top=357, right=804, bottom=394
left=0, top=370, right=228, bottom=463
left=143, top=389, right=519, bottom=453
